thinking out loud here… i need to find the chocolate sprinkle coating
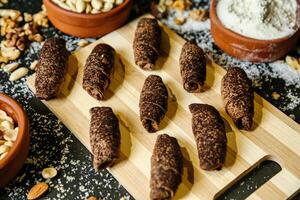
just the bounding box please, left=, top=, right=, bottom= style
left=83, top=43, right=115, bottom=100
left=189, top=104, right=227, bottom=170
left=139, top=75, right=168, bottom=133
left=133, top=18, right=161, bottom=70
left=221, top=67, right=254, bottom=130
left=179, top=41, right=206, bottom=93
left=89, top=107, right=120, bottom=171
left=150, top=134, right=183, bottom=200
left=35, top=37, right=70, bottom=100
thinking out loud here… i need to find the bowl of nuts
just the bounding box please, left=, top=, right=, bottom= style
left=43, top=0, right=134, bottom=38
left=0, top=93, right=29, bottom=187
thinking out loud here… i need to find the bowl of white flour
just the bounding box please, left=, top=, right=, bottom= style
left=210, top=0, right=300, bottom=62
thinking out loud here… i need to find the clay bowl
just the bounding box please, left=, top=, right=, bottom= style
left=44, top=0, right=134, bottom=38
left=0, top=93, right=29, bottom=187
left=210, top=0, right=300, bottom=63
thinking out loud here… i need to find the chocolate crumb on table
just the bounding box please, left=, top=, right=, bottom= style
left=35, top=37, right=70, bottom=100
left=133, top=18, right=161, bottom=70
left=139, top=75, right=168, bottom=133
left=89, top=107, right=120, bottom=170
left=189, top=103, right=227, bottom=170
left=221, top=67, right=254, bottom=130
left=83, top=43, right=115, bottom=100
left=150, top=134, right=183, bottom=200
left=179, top=41, right=206, bottom=93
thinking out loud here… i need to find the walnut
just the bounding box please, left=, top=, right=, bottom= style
left=33, top=11, right=49, bottom=28
left=172, top=0, right=192, bottom=11
left=272, top=92, right=281, bottom=100
left=0, top=42, right=21, bottom=61
left=189, top=9, right=209, bottom=21
left=0, top=9, right=21, bottom=21
left=0, top=5, right=47, bottom=64
left=16, top=37, right=26, bottom=51
left=174, top=16, right=186, bottom=25
left=24, top=13, right=33, bottom=22
left=28, top=33, right=43, bottom=42
left=4, top=33, right=18, bottom=47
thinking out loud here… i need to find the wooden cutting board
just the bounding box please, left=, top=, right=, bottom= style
left=27, top=15, right=300, bottom=200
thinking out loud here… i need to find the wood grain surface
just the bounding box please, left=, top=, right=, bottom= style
left=27, top=15, right=300, bottom=200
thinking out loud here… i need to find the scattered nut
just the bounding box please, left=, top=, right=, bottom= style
left=0, top=6, right=47, bottom=65
left=0, top=9, right=21, bottom=21
left=24, top=12, right=33, bottom=22
left=87, top=196, right=98, bottom=200
left=27, top=182, right=49, bottom=200
left=3, top=62, right=19, bottom=72
left=189, top=9, right=208, bottom=21
left=9, top=67, right=28, bottom=81
left=28, top=33, right=43, bottom=42
left=172, top=0, right=191, bottom=11
left=77, top=39, right=89, bottom=47
left=29, top=60, right=38, bottom=70
left=1, top=42, right=21, bottom=61
left=286, top=56, right=300, bottom=72
left=42, top=167, right=58, bottom=179
left=272, top=92, right=281, bottom=100
left=174, top=16, right=186, bottom=25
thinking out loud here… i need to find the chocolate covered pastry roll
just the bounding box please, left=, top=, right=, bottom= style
left=89, top=107, right=120, bottom=170
left=221, top=67, right=254, bottom=130
left=179, top=41, right=206, bottom=93
left=139, top=75, right=168, bottom=133
left=35, top=37, right=70, bottom=100
left=189, top=104, right=227, bottom=170
left=83, top=43, right=115, bottom=100
left=133, top=18, right=161, bottom=70
left=150, top=134, right=183, bottom=200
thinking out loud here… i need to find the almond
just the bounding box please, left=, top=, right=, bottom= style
left=27, top=182, right=49, bottom=200
left=87, top=196, right=98, bottom=200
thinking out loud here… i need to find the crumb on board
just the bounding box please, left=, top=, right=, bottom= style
left=272, top=92, right=281, bottom=100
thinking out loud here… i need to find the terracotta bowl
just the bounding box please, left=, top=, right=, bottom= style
left=210, top=0, right=300, bottom=63
left=44, top=0, right=134, bottom=38
left=0, top=93, right=29, bottom=187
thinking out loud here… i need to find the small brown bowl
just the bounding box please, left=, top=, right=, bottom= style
left=44, top=0, right=134, bottom=38
left=210, top=0, right=300, bottom=63
left=0, top=93, right=30, bottom=187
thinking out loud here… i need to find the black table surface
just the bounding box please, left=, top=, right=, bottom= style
left=0, top=0, right=300, bottom=199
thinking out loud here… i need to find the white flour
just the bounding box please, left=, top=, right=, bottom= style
left=216, top=0, right=298, bottom=40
